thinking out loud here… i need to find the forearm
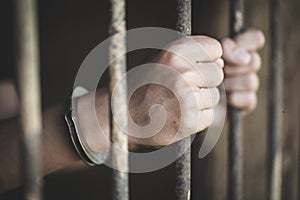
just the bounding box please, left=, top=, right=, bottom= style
left=0, top=85, right=121, bottom=193
left=0, top=89, right=112, bottom=193
left=0, top=104, right=82, bottom=192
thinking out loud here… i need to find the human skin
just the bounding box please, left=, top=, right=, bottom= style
left=222, top=29, right=265, bottom=113
left=0, top=29, right=265, bottom=192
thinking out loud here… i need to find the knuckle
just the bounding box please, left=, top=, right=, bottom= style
left=167, top=52, right=180, bottom=65
left=159, top=50, right=173, bottom=64
left=193, top=36, right=223, bottom=58
left=165, top=51, right=188, bottom=69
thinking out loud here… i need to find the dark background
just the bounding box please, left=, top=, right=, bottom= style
left=0, top=0, right=299, bottom=199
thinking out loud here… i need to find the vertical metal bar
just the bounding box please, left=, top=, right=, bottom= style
left=109, top=0, right=128, bottom=199
left=228, top=1, right=244, bottom=200
left=175, top=1, right=191, bottom=200
left=267, top=0, right=283, bottom=199
left=15, top=0, right=42, bottom=200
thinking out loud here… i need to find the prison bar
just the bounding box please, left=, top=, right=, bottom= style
left=228, top=0, right=245, bottom=200
left=15, top=0, right=43, bottom=200
left=267, top=0, right=283, bottom=199
left=175, top=0, right=192, bottom=199
left=108, top=0, right=129, bottom=199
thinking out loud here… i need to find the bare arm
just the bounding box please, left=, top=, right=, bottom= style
left=0, top=35, right=227, bottom=192
left=0, top=104, right=81, bottom=192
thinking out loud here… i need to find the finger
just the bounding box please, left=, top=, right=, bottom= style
left=196, top=88, right=220, bottom=109
left=221, top=37, right=251, bottom=66
left=181, top=108, right=214, bottom=135
left=190, top=36, right=223, bottom=61
left=235, top=29, right=266, bottom=51
left=197, top=108, right=214, bottom=132
left=224, top=73, right=259, bottom=92
left=169, top=35, right=223, bottom=63
left=227, top=91, right=257, bottom=111
left=180, top=87, right=220, bottom=110
left=175, top=63, right=224, bottom=89
left=168, top=53, right=224, bottom=74
left=224, top=52, right=262, bottom=76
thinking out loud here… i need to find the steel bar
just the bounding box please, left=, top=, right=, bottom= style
left=175, top=0, right=191, bottom=200
left=228, top=0, right=244, bottom=200
left=108, top=0, right=129, bottom=199
left=267, top=0, right=283, bottom=199
left=14, top=0, right=42, bottom=200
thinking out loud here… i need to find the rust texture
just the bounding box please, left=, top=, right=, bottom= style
left=228, top=0, right=244, bottom=200
left=267, top=0, right=283, bottom=199
left=15, top=0, right=43, bottom=200
left=109, top=0, right=129, bottom=199
left=175, top=0, right=191, bottom=200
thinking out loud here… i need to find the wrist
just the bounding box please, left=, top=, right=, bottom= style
left=64, top=87, right=110, bottom=165
left=76, top=88, right=110, bottom=153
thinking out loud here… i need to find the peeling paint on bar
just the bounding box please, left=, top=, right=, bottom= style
left=15, top=0, right=43, bottom=199
left=175, top=0, right=191, bottom=199
left=108, top=0, right=129, bottom=200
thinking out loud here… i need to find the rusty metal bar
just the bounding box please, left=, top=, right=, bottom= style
left=14, top=0, right=43, bottom=200
left=108, top=0, right=128, bottom=199
left=228, top=0, right=244, bottom=200
left=267, top=0, right=283, bottom=199
left=175, top=0, right=191, bottom=199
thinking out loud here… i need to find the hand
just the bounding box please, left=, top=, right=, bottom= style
left=77, top=36, right=224, bottom=150
left=221, top=29, right=265, bottom=114
left=129, top=36, right=224, bottom=146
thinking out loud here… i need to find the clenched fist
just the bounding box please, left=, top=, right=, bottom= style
left=77, top=35, right=225, bottom=150
left=222, top=29, right=265, bottom=114
left=128, top=36, right=224, bottom=146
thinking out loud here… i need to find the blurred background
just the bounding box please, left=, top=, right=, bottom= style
left=0, top=0, right=299, bottom=199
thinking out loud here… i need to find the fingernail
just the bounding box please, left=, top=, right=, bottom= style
left=231, top=49, right=251, bottom=64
